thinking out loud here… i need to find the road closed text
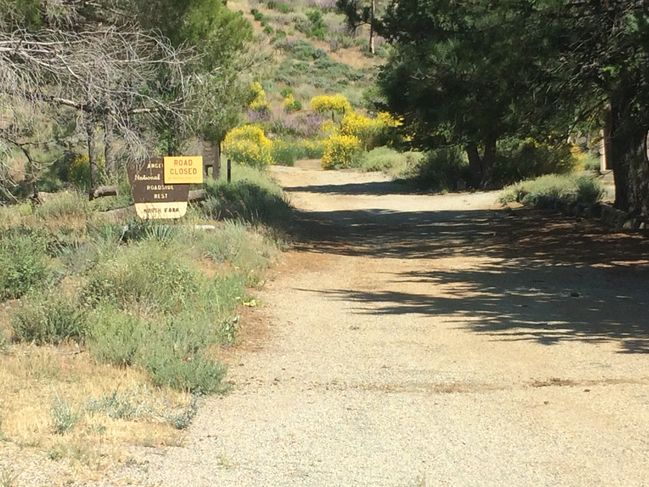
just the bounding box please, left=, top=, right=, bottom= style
left=163, top=156, right=204, bottom=184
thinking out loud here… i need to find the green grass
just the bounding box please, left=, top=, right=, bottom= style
left=12, top=289, right=88, bottom=345
left=499, top=174, right=606, bottom=209
left=35, top=191, right=89, bottom=220
left=354, top=147, right=424, bottom=177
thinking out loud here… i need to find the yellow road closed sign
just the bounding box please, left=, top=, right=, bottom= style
left=164, top=156, right=204, bottom=184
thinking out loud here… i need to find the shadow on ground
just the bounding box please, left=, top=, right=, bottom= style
left=286, top=179, right=649, bottom=354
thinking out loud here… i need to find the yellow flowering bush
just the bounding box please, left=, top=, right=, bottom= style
left=223, top=125, right=273, bottom=167
left=376, top=111, right=403, bottom=128
left=283, top=93, right=302, bottom=113
left=339, top=112, right=377, bottom=147
left=321, top=134, right=362, bottom=169
left=249, top=82, right=269, bottom=112
left=339, top=111, right=404, bottom=149
left=309, top=94, right=352, bottom=120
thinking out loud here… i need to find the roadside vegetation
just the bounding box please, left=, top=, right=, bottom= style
left=0, top=164, right=286, bottom=477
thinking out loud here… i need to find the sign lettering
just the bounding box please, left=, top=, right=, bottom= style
left=164, top=156, right=204, bottom=185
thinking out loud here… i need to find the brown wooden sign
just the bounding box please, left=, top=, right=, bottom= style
left=128, top=159, right=189, bottom=220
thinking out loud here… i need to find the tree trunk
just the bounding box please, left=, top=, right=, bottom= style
left=368, top=0, right=375, bottom=54
left=86, top=119, right=99, bottom=198
left=466, top=136, right=497, bottom=189
left=481, top=135, right=498, bottom=189
left=611, top=126, right=649, bottom=218
left=466, top=143, right=482, bottom=189
left=609, top=92, right=649, bottom=219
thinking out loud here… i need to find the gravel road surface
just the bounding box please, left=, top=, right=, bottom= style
left=126, top=164, right=649, bottom=486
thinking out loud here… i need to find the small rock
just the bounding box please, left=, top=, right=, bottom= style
left=570, top=291, right=581, bottom=298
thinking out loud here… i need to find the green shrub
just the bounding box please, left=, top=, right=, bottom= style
left=12, top=290, right=88, bottom=345
left=403, top=147, right=470, bottom=191
left=575, top=175, right=606, bottom=207
left=201, top=170, right=291, bottom=228
left=301, top=10, right=326, bottom=39
left=279, top=39, right=327, bottom=61
left=0, top=232, right=50, bottom=300
left=68, top=154, right=92, bottom=190
left=250, top=8, right=264, bottom=21
left=492, top=138, right=575, bottom=186
left=88, top=306, right=147, bottom=366
left=299, top=139, right=325, bottom=159
left=499, top=174, right=605, bottom=209
left=584, top=155, right=601, bottom=172
left=267, top=0, right=292, bottom=13
left=271, top=140, right=302, bottom=166
left=51, top=397, right=81, bottom=434
left=355, top=147, right=423, bottom=176
left=196, top=221, right=277, bottom=285
left=140, top=350, right=226, bottom=395
left=35, top=192, right=89, bottom=220
left=83, top=241, right=199, bottom=314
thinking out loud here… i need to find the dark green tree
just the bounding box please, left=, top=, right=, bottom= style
left=378, top=1, right=549, bottom=188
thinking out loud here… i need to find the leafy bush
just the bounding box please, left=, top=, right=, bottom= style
left=283, top=93, right=302, bottom=113
left=492, top=138, right=575, bottom=186
left=68, top=154, right=92, bottom=190
left=279, top=39, right=327, bottom=61
left=248, top=81, right=270, bottom=113
left=499, top=174, right=605, bottom=209
left=140, top=347, right=226, bottom=395
left=355, top=147, right=424, bottom=176
left=321, top=134, right=362, bottom=169
left=404, top=147, right=471, bottom=191
left=83, top=241, right=199, bottom=314
left=0, top=232, right=50, bottom=300
left=202, top=178, right=292, bottom=228
left=299, top=139, right=325, bottom=159
left=12, top=290, right=88, bottom=345
left=294, top=10, right=327, bottom=39
left=197, top=221, right=278, bottom=284
left=271, top=140, right=301, bottom=166
left=88, top=306, right=147, bottom=366
left=223, top=125, right=273, bottom=167
left=584, top=155, right=601, bottom=172
left=267, top=0, right=293, bottom=13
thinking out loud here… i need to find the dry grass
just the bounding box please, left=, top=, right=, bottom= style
left=0, top=341, right=191, bottom=480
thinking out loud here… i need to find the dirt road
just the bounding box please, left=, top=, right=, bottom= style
left=140, top=164, right=649, bottom=486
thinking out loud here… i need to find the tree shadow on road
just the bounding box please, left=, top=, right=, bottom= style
left=287, top=181, right=649, bottom=353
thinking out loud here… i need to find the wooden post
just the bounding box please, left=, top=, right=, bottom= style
left=227, top=158, right=232, bottom=183
left=202, top=139, right=221, bottom=179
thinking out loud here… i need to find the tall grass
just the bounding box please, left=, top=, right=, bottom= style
left=500, top=174, right=606, bottom=209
